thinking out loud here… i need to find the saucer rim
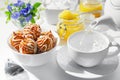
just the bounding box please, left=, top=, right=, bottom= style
left=56, top=46, right=119, bottom=79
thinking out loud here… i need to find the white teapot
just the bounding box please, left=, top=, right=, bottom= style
left=91, top=0, right=120, bottom=31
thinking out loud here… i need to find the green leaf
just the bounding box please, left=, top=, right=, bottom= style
left=33, top=2, right=41, bottom=9
left=30, top=17, right=35, bottom=23
left=0, top=8, right=5, bottom=11
left=31, top=12, right=36, bottom=17
left=22, top=4, right=26, bottom=9
left=10, top=3, right=13, bottom=6
left=5, top=11, right=11, bottom=23
left=30, top=8, right=37, bottom=17
left=5, top=11, right=10, bottom=15
left=31, top=8, right=37, bottom=14
left=5, top=0, right=9, bottom=5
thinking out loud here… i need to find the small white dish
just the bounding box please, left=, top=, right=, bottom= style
left=56, top=46, right=119, bottom=79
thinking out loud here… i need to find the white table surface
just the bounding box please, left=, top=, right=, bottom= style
left=1, top=15, right=120, bottom=80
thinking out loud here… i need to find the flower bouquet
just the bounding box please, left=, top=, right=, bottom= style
left=5, top=0, right=42, bottom=28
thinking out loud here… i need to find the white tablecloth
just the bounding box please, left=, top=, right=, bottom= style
left=1, top=15, right=120, bottom=80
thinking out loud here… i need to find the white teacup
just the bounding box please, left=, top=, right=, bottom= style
left=67, top=30, right=120, bottom=67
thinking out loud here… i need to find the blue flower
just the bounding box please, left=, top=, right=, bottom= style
left=19, top=18, right=25, bottom=25
left=7, top=5, right=12, bottom=12
left=11, top=12, right=20, bottom=19
left=20, top=8, right=30, bottom=16
left=17, top=0, right=22, bottom=3
left=18, top=1, right=24, bottom=6
left=14, top=0, right=24, bottom=7
left=20, top=19, right=24, bottom=23
left=14, top=3, right=18, bottom=6
left=27, top=3, right=31, bottom=7
left=27, top=3, right=32, bottom=9
left=26, top=14, right=32, bottom=22
left=20, top=4, right=32, bottom=17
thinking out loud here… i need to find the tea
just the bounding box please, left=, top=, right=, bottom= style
left=79, top=0, right=103, bottom=18
left=69, top=31, right=108, bottom=52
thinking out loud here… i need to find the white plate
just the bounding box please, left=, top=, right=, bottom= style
left=56, top=46, right=119, bottom=79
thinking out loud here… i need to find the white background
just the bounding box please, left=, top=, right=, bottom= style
left=1, top=0, right=120, bottom=80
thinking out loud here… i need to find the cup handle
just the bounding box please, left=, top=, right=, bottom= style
left=106, top=41, right=120, bottom=58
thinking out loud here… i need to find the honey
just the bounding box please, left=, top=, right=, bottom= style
left=57, top=10, right=84, bottom=41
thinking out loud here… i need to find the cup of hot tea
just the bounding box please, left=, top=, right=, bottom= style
left=67, top=30, right=120, bottom=67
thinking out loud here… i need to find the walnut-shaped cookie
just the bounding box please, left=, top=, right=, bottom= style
left=10, top=30, right=24, bottom=51
left=41, top=31, right=56, bottom=47
left=37, top=35, right=54, bottom=53
left=23, top=28, right=35, bottom=40
left=37, top=31, right=56, bottom=53
left=19, top=38, right=37, bottom=54
left=23, top=23, right=41, bottom=40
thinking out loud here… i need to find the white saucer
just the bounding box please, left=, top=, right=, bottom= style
left=56, top=46, right=119, bottom=79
